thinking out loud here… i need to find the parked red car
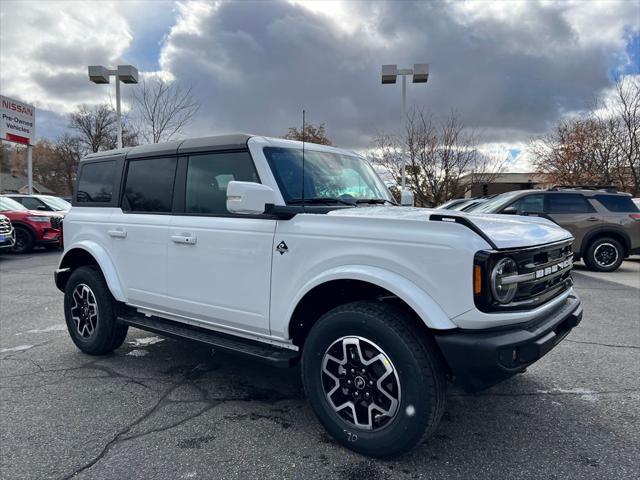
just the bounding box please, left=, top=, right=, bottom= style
left=0, top=196, right=63, bottom=253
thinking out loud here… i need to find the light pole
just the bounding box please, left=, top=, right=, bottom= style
left=88, top=65, right=139, bottom=149
left=381, top=64, right=429, bottom=202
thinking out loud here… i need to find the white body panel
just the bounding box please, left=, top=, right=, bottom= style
left=108, top=210, right=171, bottom=307
left=269, top=213, right=488, bottom=337
left=166, top=215, right=276, bottom=335
left=60, top=136, right=576, bottom=348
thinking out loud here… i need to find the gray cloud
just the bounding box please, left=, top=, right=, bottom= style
left=153, top=0, right=628, bottom=149
left=2, top=0, right=634, bottom=150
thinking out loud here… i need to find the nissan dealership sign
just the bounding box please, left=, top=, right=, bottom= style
left=1, top=95, right=35, bottom=145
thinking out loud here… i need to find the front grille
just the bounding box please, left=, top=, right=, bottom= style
left=474, top=239, right=574, bottom=312
left=50, top=216, right=62, bottom=229
left=0, top=218, right=12, bottom=234
left=507, top=240, right=574, bottom=309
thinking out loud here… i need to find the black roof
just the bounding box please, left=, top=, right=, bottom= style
left=82, top=134, right=254, bottom=161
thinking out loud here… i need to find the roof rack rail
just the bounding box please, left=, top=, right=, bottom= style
left=548, top=185, right=619, bottom=193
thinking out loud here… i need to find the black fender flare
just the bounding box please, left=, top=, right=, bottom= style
left=581, top=226, right=631, bottom=257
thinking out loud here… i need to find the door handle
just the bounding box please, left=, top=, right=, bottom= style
left=171, top=234, right=197, bottom=245
left=108, top=229, right=127, bottom=238
left=586, top=217, right=599, bottom=222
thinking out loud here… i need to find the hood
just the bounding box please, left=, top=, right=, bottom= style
left=326, top=206, right=572, bottom=250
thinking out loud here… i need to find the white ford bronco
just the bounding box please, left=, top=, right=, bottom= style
left=55, top=134, right=582, bottom=457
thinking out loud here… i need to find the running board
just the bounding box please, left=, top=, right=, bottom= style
left=117, top=312, right=299, bottom=367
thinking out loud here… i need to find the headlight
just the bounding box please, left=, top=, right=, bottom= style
left=490, top=257, right=518, bottom=304
left=27, top=216, right=50, bottom=223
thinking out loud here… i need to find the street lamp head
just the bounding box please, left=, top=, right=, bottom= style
left=88, top=65, right=110, bottom=84
left=412, top=63, right=429, bottom=83
left=381, top=64, right=398, bottom=84
left=117, top=65, right=138, bottom=84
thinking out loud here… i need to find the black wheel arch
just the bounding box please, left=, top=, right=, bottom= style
left=288, top=279, right=441, bottom=362
left=56, top=248, right=100, bottom=292
left=581, top=227, right=631, bottom=258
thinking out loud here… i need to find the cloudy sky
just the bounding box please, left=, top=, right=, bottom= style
left=1, top=0, right=638, bottom=170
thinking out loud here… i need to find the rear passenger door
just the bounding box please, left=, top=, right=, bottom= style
left=109, top=156, right=177, bottom=308
left=545, top=193, right=602, bottom=249
left=166, top=151, right=276, bottom=336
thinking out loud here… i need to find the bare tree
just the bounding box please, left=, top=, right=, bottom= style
left=68, top=103, right=138, bottom=152
left=530, top=76, right=640, bottom=195
left=131, top=76, right=200, bottom=143
left=612, top=76, right=640, bottom=195
left=69, top=104, right=117, bottom=153
left=530, top=118, right=601, bottom=185
left=54, top=134, right=84, bottom=194
left=369, top=110, right=503, bottom=206
left=283, top=122, right=332, bottom=145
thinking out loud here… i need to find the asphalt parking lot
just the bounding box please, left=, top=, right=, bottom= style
left=1, top=251, right=639, bottom=480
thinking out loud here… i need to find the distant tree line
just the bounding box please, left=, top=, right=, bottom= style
left=530, top=77, right=640, bottom=195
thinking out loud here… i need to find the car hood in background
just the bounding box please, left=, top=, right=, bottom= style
left=327, top=206, right=573, bottom=250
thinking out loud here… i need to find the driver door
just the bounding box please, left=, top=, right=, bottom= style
left=166, top=151, right=276, bottom=336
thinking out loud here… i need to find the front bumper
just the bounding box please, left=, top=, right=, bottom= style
left=434, top=294, right=582, bottom=392
left=0, top=231, right=16, bottom=249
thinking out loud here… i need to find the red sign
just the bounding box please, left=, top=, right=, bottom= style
left=6, top=133, right=29, bottom=145
left=1, top=95, right=35, bottom=145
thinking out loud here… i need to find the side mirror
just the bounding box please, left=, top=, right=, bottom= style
left=502, top=206, right=518, bottom=215
left=400, top=189, right=415, bottom=207
left=35, top=205, right=47, bottom=210
left=226, top=181, right=276, bottom=215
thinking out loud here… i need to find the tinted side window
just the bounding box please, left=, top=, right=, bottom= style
left=123, top=157, right=177, bottom=213
left=595, top=195, right=638, bottom=212
left=185, top=152, right=259, bottom=214
left=77, top=161, right=116, bottom=203
left=509, top=194, right=544, bottom=214
left=548, top=194, right=594, bottom=213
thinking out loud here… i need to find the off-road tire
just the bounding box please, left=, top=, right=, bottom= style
left=584, top=237, right=624, bottom=272
left=64, top=266, right=128, bottom=355
left=301, top=301, right=447, bottom=458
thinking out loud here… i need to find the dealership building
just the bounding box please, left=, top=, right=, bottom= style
left=460, top=172, right=551, bottom=198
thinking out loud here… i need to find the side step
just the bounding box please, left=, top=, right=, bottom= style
left=117, top=311, right=299, bottom=367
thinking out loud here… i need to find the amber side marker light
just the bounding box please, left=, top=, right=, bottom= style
left=474, top=265, right=483, bottom=294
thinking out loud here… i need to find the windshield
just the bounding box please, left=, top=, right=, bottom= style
left=263, top=147, right=394, bottom=204
left=40, top=196, right=71, bottom=211
left=0, top=197, right=28, bottom=212
left=468, top=190, right=524, bottom=213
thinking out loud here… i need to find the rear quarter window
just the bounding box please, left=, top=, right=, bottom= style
left=76, top=161, right=117, bottom=203
left=547, top=194, right=595, bottom=214
left=594, top=195, right=639, bottom=212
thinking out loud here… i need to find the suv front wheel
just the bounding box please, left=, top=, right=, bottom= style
left=64, top=266, right=128, bottom=355
left=584, top=237, right=625, bottom=272
left=301, top=301, right=446, bottom=458
left=12, top=226, right=34, bottom=254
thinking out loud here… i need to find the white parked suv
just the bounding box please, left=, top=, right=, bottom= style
left=55, top=134, right=582, bottom=457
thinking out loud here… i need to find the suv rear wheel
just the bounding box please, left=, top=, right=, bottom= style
left=301, top=301, right=446, bottom=458
left=584, top=237, right=625, bottom=272
left=64, top=266, right=128, bottom=355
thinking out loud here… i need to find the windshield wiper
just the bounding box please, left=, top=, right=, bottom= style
left=355, top=198, right=398, bottom=206
left=288, top=197, right=356, bottom=206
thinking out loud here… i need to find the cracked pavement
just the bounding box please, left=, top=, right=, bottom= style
left=1, top=251, right=639, bottom=479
